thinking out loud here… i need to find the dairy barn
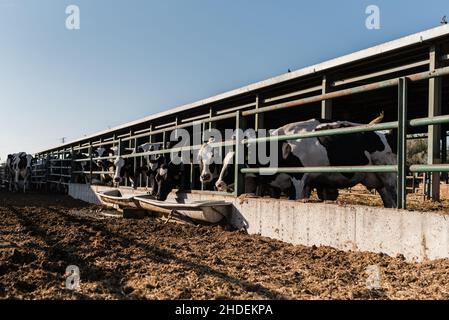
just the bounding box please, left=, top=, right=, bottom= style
left=3, top=24, right=449, bottom=301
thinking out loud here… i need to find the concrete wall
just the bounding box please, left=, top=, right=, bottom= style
left=69, top=183, right=449, bottom=262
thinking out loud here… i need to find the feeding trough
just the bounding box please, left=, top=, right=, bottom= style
left=134, top=195, right=232, bottom=224
left=96, top=189, right=141, bottom=209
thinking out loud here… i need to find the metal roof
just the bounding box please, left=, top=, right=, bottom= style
left=39, top=24, right=449, bottom=153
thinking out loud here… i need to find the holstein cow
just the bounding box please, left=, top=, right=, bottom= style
left=211, top=114, right=397, bottom=208
left=72, top=152, right=102, bottom=184
left=151, top=141, right=187, bottom=201
left=112, top=143, right=164, bottom=190
left=198, top=137, right=303, bottom=199
left=6, top=152, right=33, bottom=192
left=95, top=146, right=118, bottom=185
left=277, top=117, right=397, bottom=207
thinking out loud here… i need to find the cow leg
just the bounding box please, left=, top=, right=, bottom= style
left=14, top=171, right=20, bottom=192
left=317, top=188, right=339, bottom=201
left=373, top=173, right=397, bottom=208
left=376, top=187, right=396, bottom=208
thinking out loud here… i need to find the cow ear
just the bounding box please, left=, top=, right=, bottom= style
left=282, top=142, right=292, bottom=160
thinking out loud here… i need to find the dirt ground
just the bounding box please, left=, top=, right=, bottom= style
left=1, top=191, right=449, bottom=300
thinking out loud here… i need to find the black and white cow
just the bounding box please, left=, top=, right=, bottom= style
left=6, top=152, right=33, bottom=192
left=95, top=146, right=118, bottom=185
left=277, top=118, right=397, bottom=207
left=112, top=143, right=165, bottom=191
left=148, top=141, right=187, bottom=201
left=154, top=154, right=185, bottom=201
left=198, top=137, right=304, bottom=199
left=209, top=115, right=397, bottom=208
left=72, top=152, right=102, bottom=184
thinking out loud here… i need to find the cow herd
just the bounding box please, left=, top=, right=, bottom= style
left=2, top=114, right=398, bottom=208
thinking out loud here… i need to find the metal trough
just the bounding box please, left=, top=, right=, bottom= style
left=134, top=195, right=231, bottom=224
left=96, top=189, right=140, bottom=209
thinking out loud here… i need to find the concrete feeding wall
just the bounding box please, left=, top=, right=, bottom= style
left=69, top=183, right=449, bottom=262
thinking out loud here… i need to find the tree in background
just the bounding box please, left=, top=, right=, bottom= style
left=407, top=139, right=427, bottom=167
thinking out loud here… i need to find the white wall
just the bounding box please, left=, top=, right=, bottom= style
left=69, top=183, right=449, bottom=262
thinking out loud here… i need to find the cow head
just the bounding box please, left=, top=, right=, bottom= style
left=95, top=146, right=117, bottom=173
left=198, top=138, right=218, bottom=183
left=214, top=151, right=235, bottom=192
left=137, top=143, right=164, bottom=172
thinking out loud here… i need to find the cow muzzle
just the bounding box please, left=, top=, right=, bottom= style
left=200, top=173, right=212, bottom=183
left=215, top=180, right=228, bottom=192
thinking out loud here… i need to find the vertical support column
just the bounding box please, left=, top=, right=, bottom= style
left=442, top=125, right=448, bottom=183
left=118, top=138, right=123, bottom=187
left=255, top=95, right=265, bottom=131
left=397, top=77, right=408, bottom=209
left=234, top=111, right=246, bottom=196
left=88, top=142, right=93, bottom=186
left=321, top=75, right=333, bottom=120
left=132, top=129, right=137, bottom=189
left=147, top=125, right=153, bottom=189
left=70, top=146, right=75, bottom=184
left=428, top=45, right=442, bottom=201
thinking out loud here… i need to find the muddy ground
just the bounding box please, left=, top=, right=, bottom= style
left=1, top=191, right=449, bottom=300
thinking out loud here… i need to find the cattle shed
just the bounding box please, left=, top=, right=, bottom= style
left=31, top=25, right=449, bottom=261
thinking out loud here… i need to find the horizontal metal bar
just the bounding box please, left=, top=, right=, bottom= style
left=155, top=121, right=177, bottom=129
left=48, top=181, right=69, bottom=185
left=121, top=140, right=236, bottom=159
left=244, top=121, right=398, bottom=144
left=181, top=113, right=210, bottom=123
left=216, top=102, right=256, bottom=115
left=242, top=66, right=449, bottom=116
left=332, top=60, right=429, bottom=87
left=410, top=164, right=449, bottom=172
left=120, top=112, right=237, bottom=143
left=409, top=114, right=449, bottom=127
left=263, top=85, right=322, bottom=104
left=241, top=165, right=398, bottom=174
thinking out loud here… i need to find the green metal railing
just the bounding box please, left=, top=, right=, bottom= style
left=237, top=65, right=449, bottom=210
left=34, top=60, right=449, bottom=210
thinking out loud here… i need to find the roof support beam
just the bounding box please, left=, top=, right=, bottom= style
left=321, top=75, right=332, bottom=120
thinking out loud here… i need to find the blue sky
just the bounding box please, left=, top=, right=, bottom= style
left=0, top=0, right=447, bottom=161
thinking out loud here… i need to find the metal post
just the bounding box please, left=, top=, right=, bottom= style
left=88, top=143, right=93, bottom=185
left=397, top=77, right=408, bottom=209
left=321, top=75, right=332, bottom=119
left=442, top=127, right=448, bottom=183
left=147, top=125, right=153, bottom=189
left=428, top=45, right=442, bottom=201
left=234, top=111, right=246, bottom=196
left=255, top=95, right=265, bottom=131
